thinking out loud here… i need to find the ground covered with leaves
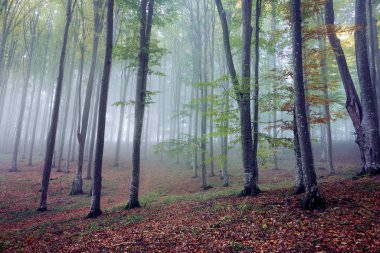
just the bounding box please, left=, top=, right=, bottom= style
left=0, top=146, right=379, bottom=252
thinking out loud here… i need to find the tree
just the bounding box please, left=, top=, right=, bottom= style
left=9, top=11, right=39, bottom=172
left=126, top=0, right=154, bottom=209
left=291, top=0, right=324, bottom=210
left=354, top=0, right=380, bottom=175
left=325, top=0, right=364, bottom=168
left=215, top=0, right=259, bottom=196
left=38, top=0, right=77, bottom=212
left=318, top=14, right=335, bottom=175
left=71, top=0, right=105, bottom=195
left=87, top=0, right=114, bottom=219
left=252, top=0, right=261, bottom=185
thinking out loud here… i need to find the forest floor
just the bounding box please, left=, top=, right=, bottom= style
left=0, top=144, right=379, bottom=252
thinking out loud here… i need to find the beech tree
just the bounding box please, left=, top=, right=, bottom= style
left=354, top=0, right=380, bottom=175
left=126, top=0, right=154, bottom=209
left=38, top=0, right=77, bottom=212
left=215, top=0, right=260, bottom=196
left=291, top=0, right=324, bottom=210
left=87, top=0, right=114, bottom=219
left=71, top=0, right=105, bottom=195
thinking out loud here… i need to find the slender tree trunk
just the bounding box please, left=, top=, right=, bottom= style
left=87, top=0, right=114, bottom=218
left=291, top=0, right=323, bottom=210
left=215, top=0, right=259, bottom=196
left=71, top=0, right=104, bottom=195
left=28, top=37, right=49, bottom=166
left=318, top=27, right=334, bottom=175
left=86, top=70, right=102, bottom=179
left=10, top=14, right=39, bottom=172
left=38, top=0, right=76, bottom=211
left=126, top=0, right=154, bottom=209
left=252, top=0, right=261, bottom=185
left=113, top=67, right=130, bottom=167
left=200, top=0, right=208, bottom=189
left=271, top=0, right=278, bottom=170
left=355, top=0, right=380, bottom=175
left=57, top=45, right=77, bottom=172
left=222, top=62, right=229, bottom=187
left=0, top=37, right=17, bottom=128
left=22, top=74, right=38, bottom=160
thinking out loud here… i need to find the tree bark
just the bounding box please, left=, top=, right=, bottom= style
left=126, top=0, right=154, bottom=209
left=294, top=113, right=305, bottom=194
left=87, top=0, right=114, bottom=219
left=291, top=0, right=323, bottom=210
left=252, top=0, right=261, bottom=186
left=354, top=0, right=380, bottom=175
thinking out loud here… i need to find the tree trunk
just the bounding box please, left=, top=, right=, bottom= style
left=325, top=0, right=365, bottom=169
left=271, top=0, right=278, bottom=170
left=86, top=71, right=102, bottom=179
left=38, top=0, right=76, bottom=212
left=208, top=4, right=215, bottom=177
left=87, top=0, right=114, bottom=219
left=21, top=73, right=37, bottom=160
left=10, top=14, right=39, bottom=172
left=200, top=0, right=208, bottom=189
left=252, top=0, right=261, bottom=186
left=366, top=1, right=380, bottom=125
left=71, top=0, right=104, bottom=195
left=291, top=0, right=323, bottom=210
left=126, top=0, right=154, bottom=209
left=113, top=67, right=130, bottom=167
left=371, top=17, right=380, bottom=124
left=318, top=27, right=335, bottom=175
left=354, top=0, right=380, bottom=175
left=57, top=45, right=77, bottom=172
left=215, top=0, right=259, bottom=196
left=294, top=113, right=305, bottom=194
left=222, top=62, right=229, bottom=187
left=28, top=35, right=49, bottom=166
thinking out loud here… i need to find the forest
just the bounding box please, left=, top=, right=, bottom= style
left=0, top=0, right=379, bottom=252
